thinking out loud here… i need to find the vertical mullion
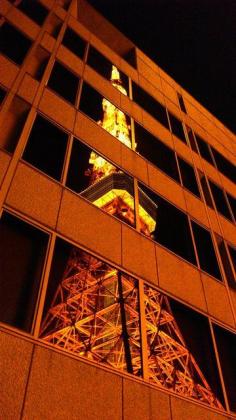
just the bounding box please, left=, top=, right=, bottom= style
left=33, top=233, right=56, bottom=338
left=139, top=279, right=149, bottom=381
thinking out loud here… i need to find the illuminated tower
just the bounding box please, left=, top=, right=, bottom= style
left=40, top=67, right=222, bottom=410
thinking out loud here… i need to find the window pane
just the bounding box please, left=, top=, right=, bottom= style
left=177, top=93, right=187, bottom=113
left=87, top=46, right=129, bottom=93
left=213, top=324, right=236, bottom=412
left=48, top=61, right=79, bottom=104
left=208, top=180, right=233, bottom=221
left=134, top=122, right=180, bottom=183
left=195, top=135, right=214, bottom=165
left=212, top=148, right=236, bottom=184
left=79, top=81, right=131, bottom=147
left=0, top=23, right=32, bottom=65
left=62, top=27, right=87, bottom=59
left=178, top=157, right=200, bottom=197
left=138, top=183, right=196, bottom=265
left=191, top=221, right=222, bottom=280
left=66, top=137, right=135, bottom=228
left=23, top=115, right=68, bottom=181
left=0, top=212, right=48, bottom=332
left=132, top=82, right=169, bottom=128
left=17, top=0, right=48, bottom=25
left=168, top=113, right=186, bottom=143
left=0, top=96, right=30, bottom=153
left=169, top=298, right=225, bottom=407
left=40, top=238, right=141, bottom=375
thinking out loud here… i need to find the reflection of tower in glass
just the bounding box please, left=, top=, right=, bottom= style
left=83, top=65, right=156, bottom=235
left=40, top=66, right=222, bottom=410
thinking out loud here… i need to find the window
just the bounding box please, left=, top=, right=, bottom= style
left=0, top=96, right=30, bottom=153
left=132, top=82, right=169, bottom=129
left=217, top=237, right=236, bottom=289
left=198, top=171, right=214, bottom=208
left=169, top=299, right=224, bottom=407
left=66, top=137, right=135, bottom=227
left=62, top=27, right=87, bottom=59
left=213, top=324, right=236, bottom=412
left=40, top=237, right=141, bottom=375
left=79, top=82, right=131, bottom=141
left=87, top=46, right=129, bottom=93
left=134, top=122, right=180, bottom=182
left=0, top=212, right=48, bottom=332
left=23, top=115, right=68, bottom=181
left=211, top=148, right=236, bottom=184
left=47, top=61, right=80, bottom=104
left=186, top=126, right=198, bottom=152
left=168, top=112, right=186, bottom=143
left=191, top=221, right=222, bottom=280
left=208, top=180, right=233, bottom=221
left=228, top=244, right=236, bottom=274
left=17, top=0, right=48, bottom=25
left=138, top=183, right=196, bottom=265
left=0, top=86, right=6, bottom=106
left=123, top=47, right=136, bottom=68
left=177, top=93, right=187, bottom=113
left=0, top=22, right=32, bottom=65
left=195, top=134, right=214, bottom=165
left=178, top=156, right=200, bottom=197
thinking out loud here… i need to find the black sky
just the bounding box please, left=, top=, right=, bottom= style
left=88, top=0, right=236, bottom=135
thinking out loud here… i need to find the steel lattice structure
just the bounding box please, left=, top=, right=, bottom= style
left=40, top=249, right=222, bottom=409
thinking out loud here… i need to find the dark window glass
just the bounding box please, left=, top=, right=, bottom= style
left=177, top=93, right=187, bottom=113
left=123, top=47, right=136, bottom=68
left=17, top=0, right=48, bottom=25
left=168, top=113, right=186, bottom=143
left=0, top=212, right=48, bottom=332
left=226, top=193, right=236, bottom=220
left=178, top=157, right=200, bottom=197
left=132, top=82, right=169, bottom=129
left=0, top=86, right=6, bottom=105
left=87, top=46, right=129, bottom=93
left=217, top=238, right=236, bottom=289
left=199, top=172, right=214, bottom=208
left=134, top=122, right=180, bottom=183
left=195, top=134, right=214, bottom=165
left=48, top=61, right=79, bottom=104
left=186, top=126, right=198, bottom=152
left=191, top=221, right=222, bottom=280
left=23, top=115, right=68, bottom=180
left=228, top=244, right=236, bottom=274
left=208, top=180, right=233, bottom=221
left=0, top=96, right=30, bottom=153
left=79, top=82, right=103, bottom=121
left=212, top=148, right=236, bottom=184
left=67, top=137, right=135, bottom=228
left=139, top=183, right=196, bottom=265
left=0, top=22, right=32, bottom=65
left=214, top=325, right=236, bottom=412
left=62, top=27, right=86, bottom=59
left=170, top=299, right=224, bottom=407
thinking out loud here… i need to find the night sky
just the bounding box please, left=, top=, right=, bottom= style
left=88, top=0, right=236, bottom=135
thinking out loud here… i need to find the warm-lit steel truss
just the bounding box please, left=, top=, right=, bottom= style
left=40, top=250, right=222, bottom=408
left=40, top=66, right=222, bottom=409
